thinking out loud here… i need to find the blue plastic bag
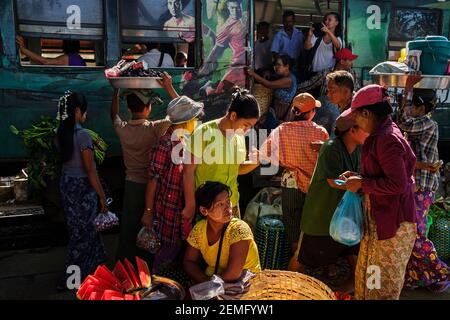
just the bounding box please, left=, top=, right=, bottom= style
left=329, top=191, right=364, bottom=246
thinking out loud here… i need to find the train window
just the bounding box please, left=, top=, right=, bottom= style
left=0, top=32, right=3, bottom=68
left=119, top=0, right=196, bottom=47
left=15, top=0, right=104, bottom=67
left=388, top=7, right=442, bottom=51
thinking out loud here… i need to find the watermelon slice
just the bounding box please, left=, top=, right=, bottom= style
left=94, top=265, right=122, bottom=290
left=124, top=294, right=135, bottom=300
left=77, top=276, right=100, bottom=299
left=111, top=296, right=125, bottom=300
left=81, top=285, right=98, bottom=301
left=136, top=256, right=152, bottom=288
left=88, top=291, right=103, bottom=300
left=124, top=258, right=142, bottom=289
left=101, top=289, right=125, bottom=300
left=113, top=260, right=134, bottom=291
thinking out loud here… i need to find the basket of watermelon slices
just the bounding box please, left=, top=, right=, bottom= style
left=76, top=256, right=185, bottom=300
left=105, top=59, right=164, bottom=89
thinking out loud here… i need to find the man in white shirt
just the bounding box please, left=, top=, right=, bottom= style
left=138, top=43, right=175, bottom=68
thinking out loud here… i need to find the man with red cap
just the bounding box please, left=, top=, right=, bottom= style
left=334, top=48, right=359, bottom=91
left=260, top=93, right=329, bottom=255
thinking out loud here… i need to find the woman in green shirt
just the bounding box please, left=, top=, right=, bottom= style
left=183, top=88, right=261, bottom=223
left=295, top=113, right=368, bottom=282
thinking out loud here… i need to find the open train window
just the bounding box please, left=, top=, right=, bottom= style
left=119, top=0, right=198, bottom=68
left=15, top=0, right=105, bottom=67
left=18, top=38, right=102, bottom=67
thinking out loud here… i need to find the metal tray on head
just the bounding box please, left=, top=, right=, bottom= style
left=370, top=73, right=450, bottom=90
left=108, top=77, right=162, bottom=89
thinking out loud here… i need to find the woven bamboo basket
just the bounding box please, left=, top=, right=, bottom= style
left=252, top=84, right=272, bottom=115
left=240, top=270, right=336, bottom=300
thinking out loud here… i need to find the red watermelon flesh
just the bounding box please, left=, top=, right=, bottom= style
left=134, top=294, right=141, bottom=300
left=101, top=289, right=125, bottom=300
left=94, top=265, right=121, bottom=290
left=136, top=256, right=151, bottom=288
left=88, top=291, right=103, bottom=300
left=77, top=276, right=100, bottom=299
left=124, top=294, right=135, bottom=300
left=81, top=285, right=98, bottom=301
left=124, top=258, right=142, bottom=289
left=111, top=296, right=125, bottom=300
left=112, top=261, right=134, bottom=291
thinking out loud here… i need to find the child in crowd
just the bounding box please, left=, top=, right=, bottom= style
left=141, top=95, right=204, bottom=274
left=111, top=72, right=178, bottom=263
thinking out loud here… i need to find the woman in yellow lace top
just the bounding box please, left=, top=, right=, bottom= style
left=184, top=182, right=261, bottom=283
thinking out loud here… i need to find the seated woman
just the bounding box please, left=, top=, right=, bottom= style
left=16, top=36, right=86, bottom=66
left=184, top=181, right=261, bottom=283
left=246, top=55, right=297, bottom=123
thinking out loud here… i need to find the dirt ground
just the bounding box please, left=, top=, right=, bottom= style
left=0, top=233, right=449, bottom=300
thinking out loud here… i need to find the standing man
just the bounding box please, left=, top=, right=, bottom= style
left=334, top=48, right=359, bottom=91
left=313, top=70, right=355, bottom=135
left=271, top=11, right=304, bottom=65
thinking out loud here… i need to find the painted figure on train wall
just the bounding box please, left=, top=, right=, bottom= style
left=120, top=0, right=196, bottom=43
left=182, top=0, right=249, bottom=99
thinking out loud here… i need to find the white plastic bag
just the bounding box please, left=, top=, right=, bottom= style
left=329, top=191, right=364, bottom=246
left=189, top=275, right=225, bottom=300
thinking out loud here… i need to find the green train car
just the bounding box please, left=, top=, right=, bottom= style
left=1, top=0, right=449, bottom=165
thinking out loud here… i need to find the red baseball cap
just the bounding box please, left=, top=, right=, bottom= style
left=335, top=48, right=358, bottom=61
left=341, top=84, right=391, bottom=117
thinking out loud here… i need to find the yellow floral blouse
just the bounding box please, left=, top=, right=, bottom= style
left=187, top=218, right=261, bottom=276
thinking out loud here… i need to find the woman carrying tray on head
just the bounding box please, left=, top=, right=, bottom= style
left=398, top=76, right=449, bottom=293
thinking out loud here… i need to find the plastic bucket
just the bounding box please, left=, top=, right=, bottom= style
left=407, top=36, right=450, bottom=75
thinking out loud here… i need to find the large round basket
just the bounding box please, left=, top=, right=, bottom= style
left=240, top=270, right=336, bottom=300
left=252, top=84, right=272, bottom=115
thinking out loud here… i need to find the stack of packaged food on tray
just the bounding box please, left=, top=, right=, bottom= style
left=105, top=58, right=164, bottom=89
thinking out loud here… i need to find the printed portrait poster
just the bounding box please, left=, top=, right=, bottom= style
left=120, top=0, right=196, bottom=42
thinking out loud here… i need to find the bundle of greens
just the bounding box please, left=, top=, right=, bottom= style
left=10, top=116, right=107, bottom=189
